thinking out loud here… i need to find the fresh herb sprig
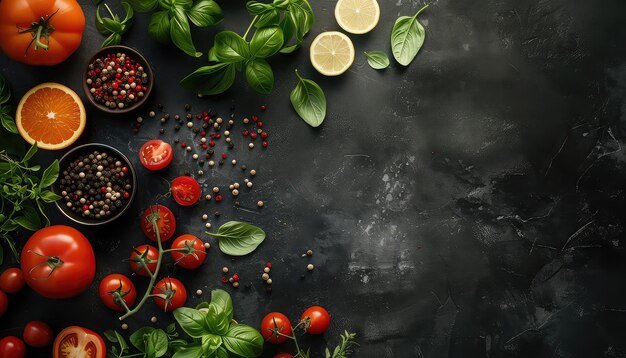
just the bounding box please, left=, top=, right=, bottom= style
left=391, top=4, right=428, bottom=66
left=180, top=0, right=314, bottom=95
left=364, top=51, right=390, bottom=70
left=124, top=0, right=223, bottom=57
left=206, top=221, right=266, bottom=256
left=290, top=69, right=326, bottom=127
left=95, top=2, right=135, bottom=47
left=0, top=74, right=16, bottom=135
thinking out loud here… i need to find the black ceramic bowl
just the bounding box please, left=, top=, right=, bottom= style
left=83, top=45, right=153, bottom=114
left=53, top=143, right=137, bottom=226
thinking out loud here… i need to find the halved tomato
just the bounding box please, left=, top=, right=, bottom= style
left=171, top=176, right=201, bottom=206
left=53, top=326, right=105, bottom=358
left=141, top=205, right=176, bottom=242
left=139, top=139, right=173, bottom=171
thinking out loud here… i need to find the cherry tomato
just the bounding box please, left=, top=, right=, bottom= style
left=261, top=312, right=292, bottom=344
left=0, top=267, right=25, bottom=294
left=98, top=274, right=137, bottom=311
left=23, top=320, right=54, bottom=348
left=129, top=244, right=158, bottom=277
left=152, top=277, right=187, bottom=311
left=20, top=225, right=96, bottom=299
left=141, top=205, right=176, bottom=242
left=170, top=234, right=206, bottom=270
left=53, top=326, right=105, bottom=358
left=139, top=139, right=173, bottom=171
left=0, top=336, right=25, bottom=358
left=171, top=176, right=201, bottom=206
left=0, top=0, right=85, bottom=66
left=0, top=291, right=7, bottom=317
left=275, top=354, right=294, bottom=358
left=301, top=306, right=331, bottom=334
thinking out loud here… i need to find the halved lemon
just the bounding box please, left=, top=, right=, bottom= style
left=335, top=0, right=380, bottom=34
left=16, top=83, right=86, bottom=150
left=310, top=31, right=355, bottom=76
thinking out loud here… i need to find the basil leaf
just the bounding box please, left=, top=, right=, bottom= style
left=0, top=74, right=10, bottom=105
left=207, top=46, right=218, bottom=62
left=201, top=334, right=222, bottom=356
left=126, top=0, right=158, bottom=12
left=364, top=51, right=390, bottom=69
left=187, top=0, right=223, bottom=27
left=95, top=6, right=111, bottom=35
left=101, top=17, right=124, bottom=33
left=22, top=143, right=37, bottom=162
left=245, top=59, right=274, bottom=94
left=214, top=31, right=250, bottom=62
left=391, top=5, right=428, bottom=66
left=0, top=113, right=17, bottom=134
left=173, top=0, right=193, bottom=10
left=172, top=345, right=203, bottom=358
left=180, top=63, right=236, bottom=95
left=222, top=324, right=264, bottom=357
left=250, top=26, right=283, bottom=58
left=171, top=7, right=202, bottom=57
left=173, top=307, right=210, bottom=338
left=215, top=346, right=229, bottom=358
left=149, top=11, right=171, bottom=44
left=102, top=32, right=122, bottom=47
left=159, top=0, right=176, bottom=10
left=207, top=221, right=266, bottom=256
left=209, top=289, right=233, bottom=322
left=149, top=329, right=169, bottom=357
left=14, top=208, right=40, bottom=231
left=121, top=2, right=134, bottom=26
left=273, top=0, right=290, bottom=10
left=290, top=70, right=326, bottom=127
left=39, top=190, right=61, bottom=203
left=255, top=9, right=280, bottom=28
left=205, top=290, right=233, bottom=335
left=39, top=160, right=59, bottom=189
left=278, top=15, right=298, bottom=53
left=246, top=1, right=271, bottom=15
left=130, top=327, right=155, bottom=352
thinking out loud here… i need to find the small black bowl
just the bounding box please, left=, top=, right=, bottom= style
left=53, top=143, right=137, bottom=226
left=83, top=45, right=153, bottom=114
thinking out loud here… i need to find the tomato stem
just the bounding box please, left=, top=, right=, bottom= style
left=17, top=9, right=58, bottom=53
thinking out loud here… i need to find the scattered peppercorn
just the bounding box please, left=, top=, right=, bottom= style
left=307, top=264, right=315, bottom=271
left=257, top=201, right=264, bottom=208
left=222, top=267, right=229, bottom=273
left=151, top=316, right=157, bottom=323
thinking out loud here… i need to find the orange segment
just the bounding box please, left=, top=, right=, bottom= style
left=16, top=83, right=86, bottom=150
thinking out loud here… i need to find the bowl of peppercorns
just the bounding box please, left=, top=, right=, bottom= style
left=53, top=143, right=137, bottom=225
left=83, top=45, right=153, bottom=114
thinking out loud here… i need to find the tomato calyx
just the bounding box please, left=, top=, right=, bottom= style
left=128, top=248, right=157, bottom=277
left=108, top=281, right=132, bottom=310
left=171, top=239, right=203, bottom=264
left=268, top=316, right=292, bottom=342
left=26, top=250, right=64, bottom=280
left=151, top=278, right=177, bottom=311
left=16, top=9, right=59, bottom=53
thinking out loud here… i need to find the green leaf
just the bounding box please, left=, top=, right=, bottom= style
left=250, top=26, right=284, bottom=58
left=173, top=0, right=193, bottom=10
left=171, top=7, right=202, bottom=57
left=130, top=327, right=156, bottom=352
left=187, top=0, right=223, bottom=27
left=290, top=70, right=326, bottom=127
left=180, top=63, right=236, bottom=95
left=40, top=190, right=61, bottom=203
left=14, top=207, right=40, bottom=231
left=0, top=72, right=11, bottom=105
left=158, top=0, right=176, bottom=10
left=206, top=221, right=266, bottom=256
left=214, top=31, right=250, bottom=62
left=149, top=11, right=172, bottom=44
left=255, top=10, right=280, bottom=28
left=101, top=16, right=124, bottom=33
left=210, top=290, right=233, bottom=321
left=364, top=51, right=390, bottom=69
left=39, top=160, right=59, bottom=189
left=391, top=5, right=428, bottom=66
left=201, top=334, right=222, bottom=356
left=173, top=307, right=210, bottom=338
left=1, top=113, right=17, bottom=134
left=273, top=0, right=290, bottom=9
left=222, top=324, right=264, bottom=357
left=126, top=0, right=158, bottom=12
left=205, top=289, right=233, bottom=335
left=245, top=59, right=274, bottom=94
left=95, top=5, right=111, bottom=35
left=22, top=143, right=37, bottom=163
left=172, top=345, right=203, bottom=358
left=121, top=2, right=135, bottom=25
left=207, top=46, right=218, bottom=62
left=215, top=346, right=229, bottom=358
left=149, top=329, right=169, bottom=357
left=246, top=1, right=271, bottom=15
left=102, top=32, right=123, bottom=47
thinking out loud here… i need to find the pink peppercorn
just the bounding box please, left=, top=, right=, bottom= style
left=261, top=105, right=267, bottom=110
left=250, top=132, right=257, bottom=139
left=209, top=141, right=215, bottom=147
left=221, top=153, right=227, bottom=159
left=257, top=121, right=263, bottom=127
left=242, top=130, right=249, bottom=136
left=261, top=132, right=268, bottom=139
left=215, top=195, right=223, bottom=202
left=262, top=141, right=268, bottom=148
left=181, top=142, right=187, bottom=148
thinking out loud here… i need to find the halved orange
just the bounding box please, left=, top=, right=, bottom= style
left=16, top=83, right=86, bottom=150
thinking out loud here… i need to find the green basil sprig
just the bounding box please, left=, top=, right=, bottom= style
left=391, top=4, right=428, bottom=66
left=126, top=0, right=223, bottom=57
left=364, top=51, right=390, bottom=70
left=205, top=221, right=266, bottom=256
left=290, top=69, right=326, bottom=127
left=0, top=74, right=16, bottom=134
left=95, top=2, right=135, bottom=47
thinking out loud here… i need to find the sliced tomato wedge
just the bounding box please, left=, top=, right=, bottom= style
left=53, top=326, right=105, bottom=358
left=139, top=139, right=173, bottom=171
left=171, top=176, right=201, bottom=206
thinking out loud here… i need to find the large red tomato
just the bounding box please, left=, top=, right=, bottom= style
left=20, top=225, right=96, bottom=299
left=53, top=326, right=105, bottom=358
left=0, top=0, right=85, bottom=65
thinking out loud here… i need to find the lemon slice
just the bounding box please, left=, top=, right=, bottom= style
left=309, top=31, right=355, bottom=76
left=335, top=0, right=380, bottom=34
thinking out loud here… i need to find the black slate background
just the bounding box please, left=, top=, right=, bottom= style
left=2, top=0, right=626, bottom=357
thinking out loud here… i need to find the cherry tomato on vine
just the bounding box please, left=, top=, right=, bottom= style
left=23, top=320, right=54, bottom=348
left=53, top=326, right=105, bottom=358
left=171, top=176, right=201, bottom=206
left=0, top=0, right=85, bottom=66
left=170, top=234, right=206, bottom=270
left=129, top=244, right=158, bottom=277
left=20, top=225, right=96, bottom=299
left=98, top=274, right=137, bottom=311
left=274, top=354, right=294, bottom=358
left=0, top=267, right=25, bottom=293
left=261, top=312, right=292, bottom=344
left=141, top=205, right=176, bottom=242
left=0, top=336, right=25, bottom=358
left=0, top=291, right=7, bottom=317
left=301, top=306, right=331, bottom=334
left=152, top=277, right=187, bottom=311
left=139, top=140, right=173, bottom=171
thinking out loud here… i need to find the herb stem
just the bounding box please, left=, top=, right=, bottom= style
left=413, top=3, right=429, bottom=19
left=104, top=3, right=116, bottom=19
left=242, top=15, right=259, bottom=41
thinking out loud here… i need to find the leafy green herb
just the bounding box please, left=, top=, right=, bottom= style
left=391, top=4, right=428, bottom=66
left=290, top=69, right=326, bottom=127
left=325, top=331, right=358, bottom=358
left=180, top=63, right=236, bottom=95
left=206, top=221, right=265, bottom=256
left=95, top=2, right=134, bottom=47
left=245, top=59, right=274, bottom=94
left=0, top=75, right=16, bottom=134
left=170, top=6, right=202, bottom=57
left=364, top=51, right=390, bottom=70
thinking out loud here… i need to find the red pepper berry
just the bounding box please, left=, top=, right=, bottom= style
left=122, top=167, right=129, bottom=173
left=123, top=192, right=130, bottom=199
left=101, top=187, right=107, bottom=193
left=73, top=194, right=79, bottom=200
left=250, top=132, right=257, bottom=139
left=181, top=142, right=187, bottom=148
left=221, top=277, right=228, bottom=283
left=232, top=274, right=240, bottom=281
left=209, top=141, right=215, bottom=147
left=261, top=105, right=267, bottom=110
left=262, top=141, right=268, bottom=148
left=252, top=115, right=258, bottom=122
left=215, top=195, right=223, bottom=202
left=82, top=205, right=89, bottom=211
left=205, top=154, right=211, bottom=159
left=266, top=262, right=272, bottom=268
left=200, top=130, right=206, bottom=136
left=242, top=130, right=249, bottom=136
left=221, top=153, right=227, bottom=159
left=257, top=121, right=263, bottom=128
left=201, top=144, right=208, bottom=149
left=214, top=134, right=221, bottom=139
left=261, top=132, right=268, bottom=139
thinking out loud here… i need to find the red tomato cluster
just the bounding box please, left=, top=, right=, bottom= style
left=0, top=320, right=54, bottom=357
